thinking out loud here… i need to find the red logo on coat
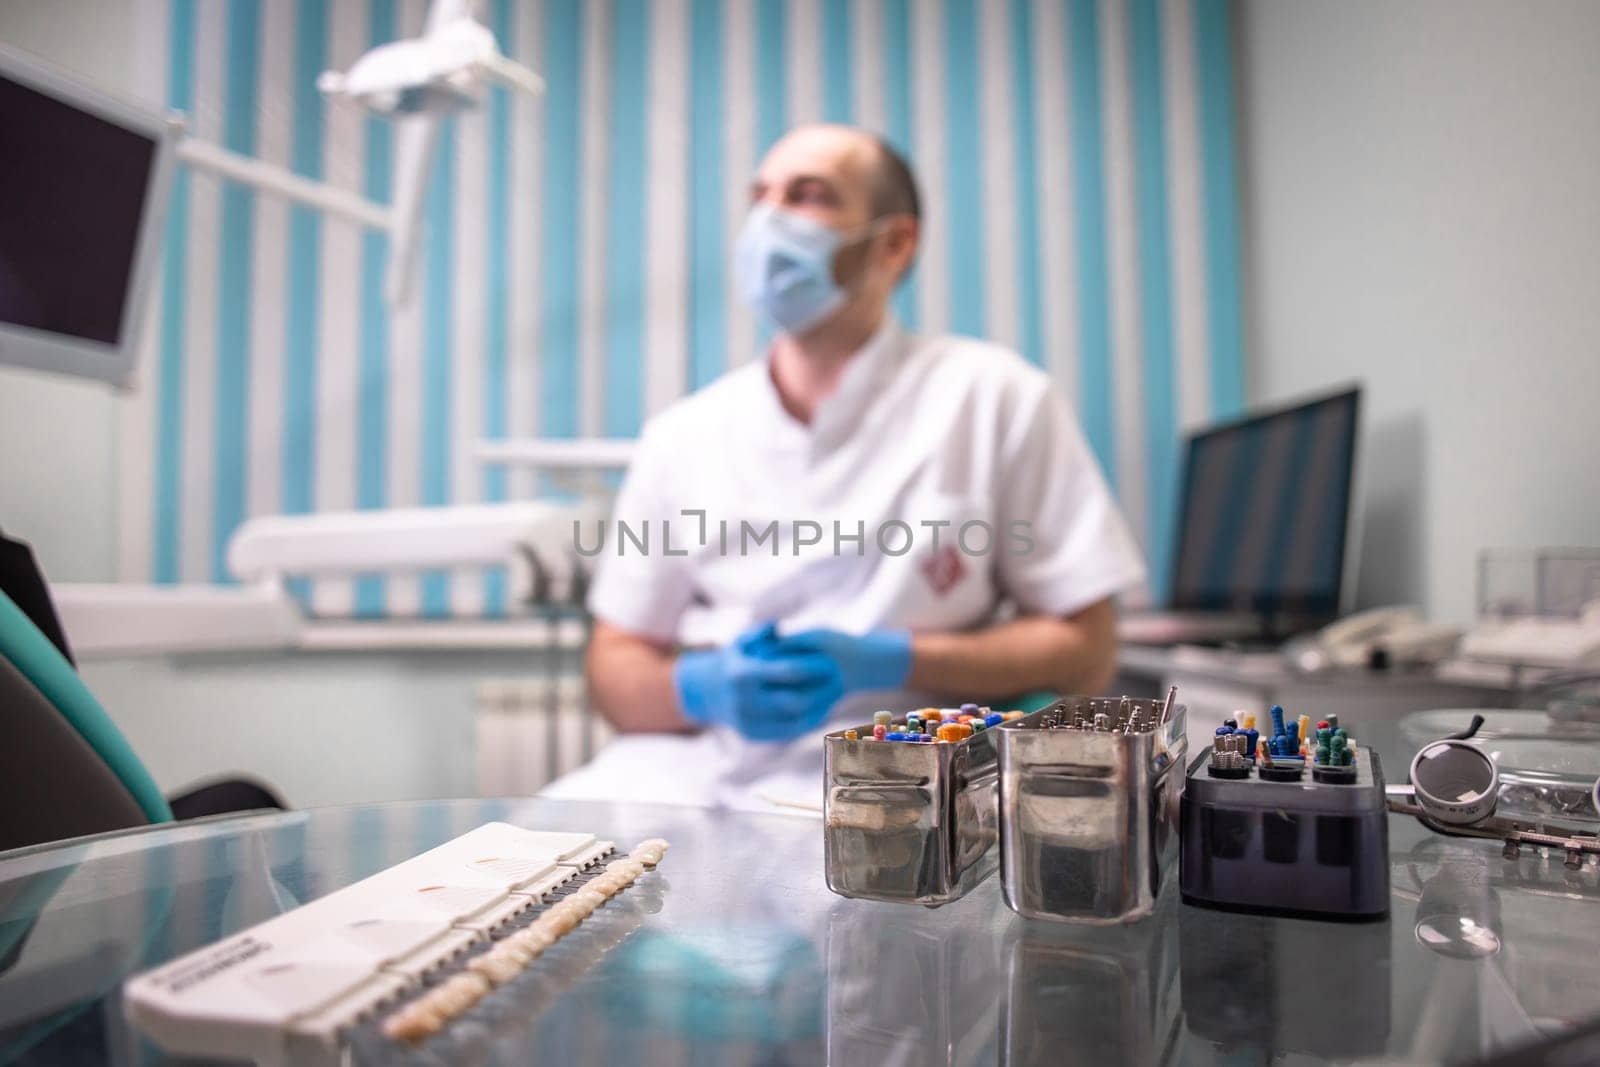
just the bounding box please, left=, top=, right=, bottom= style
left=920, top=544, right=967, bottom=596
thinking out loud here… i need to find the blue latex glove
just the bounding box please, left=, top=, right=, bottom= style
left=770, top=628, right=913, bottom=694
left=674, top=622, right=844, bottom=742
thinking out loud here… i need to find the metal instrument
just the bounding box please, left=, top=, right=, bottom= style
left=822, top=724, right=1000, bottom=906
left=994, top=690, right=1187, bottom=924
left=1387, top=715, right=1600, bottom=869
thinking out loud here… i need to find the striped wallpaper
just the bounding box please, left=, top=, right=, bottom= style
left=117, top=0, right=1246, bottom=617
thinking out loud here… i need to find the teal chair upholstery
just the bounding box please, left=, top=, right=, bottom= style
left=0, top=589, right=172, bottom=852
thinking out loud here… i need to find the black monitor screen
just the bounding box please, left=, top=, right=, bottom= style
left=0, top=71, right=156, bottom=347
left=1171, top=387, right=1360, bottom=617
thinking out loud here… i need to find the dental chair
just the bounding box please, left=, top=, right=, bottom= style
left=0, top=533, right=283, bottom=855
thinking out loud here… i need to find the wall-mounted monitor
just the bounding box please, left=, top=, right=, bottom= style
left=0, top=42, right=176, bottom=387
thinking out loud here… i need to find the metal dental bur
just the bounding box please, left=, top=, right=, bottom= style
left=1130, top=700, right=1152, bottom=734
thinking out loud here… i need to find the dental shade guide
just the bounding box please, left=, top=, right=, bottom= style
left=123, top=824, right=669, bottom=1063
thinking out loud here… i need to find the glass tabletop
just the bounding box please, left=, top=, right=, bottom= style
left=1, top=720, right=1598, bottom=1066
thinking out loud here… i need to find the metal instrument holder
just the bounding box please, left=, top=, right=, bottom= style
left=994, top=690, right=1187, bottom=924
left=823, top=722, right=1001, bottom=906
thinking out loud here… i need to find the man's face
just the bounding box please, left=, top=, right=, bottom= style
left=745, top=125, right=917, bottom=313
left=748, top=125, right=878, bottom=234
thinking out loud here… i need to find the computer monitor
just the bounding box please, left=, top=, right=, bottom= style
left=0, top=43, right=176, bottom=387
left=1170, top=386, right=1361, bottom=621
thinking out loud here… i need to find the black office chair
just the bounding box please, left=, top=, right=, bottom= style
left=0, top=529, right=284, bottom=854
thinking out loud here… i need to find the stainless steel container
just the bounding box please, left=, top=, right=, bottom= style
left=823, top=724, right=1000, bottom=905
left=995, top=694, right=1187, bottom=924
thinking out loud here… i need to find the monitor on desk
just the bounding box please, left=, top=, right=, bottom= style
left=1170, top=386, right=1360, bottom=623
left=0, top=43, right=176, bottom=387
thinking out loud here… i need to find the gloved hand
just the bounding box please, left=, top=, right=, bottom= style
left=674, top=622, right=845, bottom=742
left=770, top=628, right=913, bottom=694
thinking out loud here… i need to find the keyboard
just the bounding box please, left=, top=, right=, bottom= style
left=123, top=822, right=668, bottom=1064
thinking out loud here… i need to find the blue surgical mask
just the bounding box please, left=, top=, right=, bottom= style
left=734, top=203, right=858, bottom=336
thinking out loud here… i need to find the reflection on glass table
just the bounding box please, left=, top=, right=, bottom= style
left=0, top=718, right=1596, bottom=1066
left=1005, top=893, right=1181, bottom=1066
left=827, top=895, right=1003, bottom=1066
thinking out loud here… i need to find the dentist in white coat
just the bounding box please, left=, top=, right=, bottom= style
left=545, top=124, right=1145, bottom=812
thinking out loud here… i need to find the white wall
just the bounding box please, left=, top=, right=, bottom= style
left=79, top=652, right=513, bottom=808
left=0, top=368, right=121, bottom=580
left=0, top=0, right=138, bottom=580
left=1236, top=0, right=1600, bottom=623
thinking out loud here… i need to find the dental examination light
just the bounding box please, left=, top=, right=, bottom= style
left=317, top=0, right=545, bottom=305
left=168, top=0, right=542, bottom=309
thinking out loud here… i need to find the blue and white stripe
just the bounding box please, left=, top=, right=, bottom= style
left=645, top=0, right=690, bottom=415
left=179, top=0, right=222, bottom=591
left=507, top=0, right=542, bottom=503
left=576, top=0, right=608, bottom=445
left=128, top=0, right=1247, bottom=612
left=722, top=0, right=759, bottom=370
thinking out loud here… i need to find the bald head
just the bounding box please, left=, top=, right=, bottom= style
left=749, top=124, right=922, bottom=294
left=753, top=124, right=919, bottom=223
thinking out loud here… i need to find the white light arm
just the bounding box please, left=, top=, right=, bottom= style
left=473, top=438, right=636, bottom=470
left=383, top=116, right=439, bottom=305
left=474, top=52, right=546, bottom=98
left=174, top=137, right=393, bottom=232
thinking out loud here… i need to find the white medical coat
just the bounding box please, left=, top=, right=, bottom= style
left=543, top=320, right=1146, bottom=812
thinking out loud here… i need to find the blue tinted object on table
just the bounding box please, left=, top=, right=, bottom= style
left=602, top=926, right=824, bottom=1044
